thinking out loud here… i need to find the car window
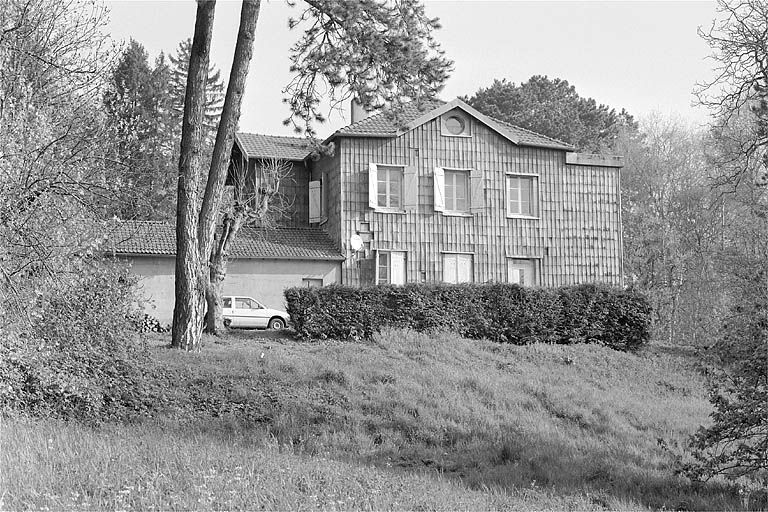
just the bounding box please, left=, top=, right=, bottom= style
left=223, top=298, right=232, bottom=308
left=235, top=298, right=253, bottom=309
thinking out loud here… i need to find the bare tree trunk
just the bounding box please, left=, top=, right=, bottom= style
left=198, top=0, right=261, bottom=324
left=205, top=213, right=245, bottom=333
left=172, top=0, right=216, bottom=351
left=198, top=0, right=261, bottom=334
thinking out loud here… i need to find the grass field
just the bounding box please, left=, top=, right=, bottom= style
left=0, top=329, right=746, bottom=510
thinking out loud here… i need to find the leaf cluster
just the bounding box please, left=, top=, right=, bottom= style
left=463, top=75, right=637, bottom=153
left=0, top=259, right=158, bottom=422
left=282, top=0, right=453, bottom=136
left=683, top=296, right=768, bottom=484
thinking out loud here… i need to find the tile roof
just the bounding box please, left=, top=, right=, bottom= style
left=330, top=98, right=445, bottom=137
left=107, top=221, right=344, bottom=261
left=236, top=133, right=313, bottom=161
left=328, top=98, right=575, bottom=150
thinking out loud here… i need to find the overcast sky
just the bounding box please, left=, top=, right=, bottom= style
left=105, top=0, right=720, bottom=136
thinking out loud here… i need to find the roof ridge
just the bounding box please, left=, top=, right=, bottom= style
left=237, top=132, right=310, bottom=141
left=495, top=118, right=575, bottom=149
left=333, top=97, right=446, bottom=135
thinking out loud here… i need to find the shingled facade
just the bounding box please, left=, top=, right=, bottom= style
left=235, top=98, right=624, bottom=289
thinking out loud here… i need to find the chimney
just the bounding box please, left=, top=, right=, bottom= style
left=350, top=99, right=368, bottom=124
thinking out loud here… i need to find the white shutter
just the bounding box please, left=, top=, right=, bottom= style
left=508, top=266, right=521, bottom=284
left=403, top=166, right=418, bottom=211
left=391, top=252, right=406, bottom=285
left=309, top=180, right=322, bottom=223
left=470, top=169, right=485, bottom=212
left=443, top=254, right=457, bottom=283
left=457, top=254, right=473, bottom=283
left=368, top=163, right=378, bottom=209
left=433, top=167, right=445, bottom=212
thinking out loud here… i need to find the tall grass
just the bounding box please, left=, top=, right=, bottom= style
left=1, top=329, right=745, bottom=511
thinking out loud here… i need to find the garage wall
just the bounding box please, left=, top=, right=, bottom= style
left=126, top=256, right=341, bottom=325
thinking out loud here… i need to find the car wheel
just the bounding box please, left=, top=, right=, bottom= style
left=223, top=318, right=232, bottom=328
left=268, top=317, right=285, bottom=330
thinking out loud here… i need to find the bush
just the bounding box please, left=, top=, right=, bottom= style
left=285, top=282, right=651, bottom=351
left=683, top=297, right=768, bottom=483
left=0, top=259, right=158, bottom=422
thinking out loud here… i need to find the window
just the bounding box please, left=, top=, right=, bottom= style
left=377, top=251, right=406, bottom=285
left=376, top=166, right=403, bottom=208
left=369, top=164, right=417, bottom=211
left=508, top=259, right=537, bottom=286
left=440, top=110, right=471, bottom=137
left=434, top=167, right=484, bottom=214
left=443, top=253, right=473, bottom=283
left=236, top=297, right=260, bottom=309
left=506, top=175, right=538, bottom=217
left=302, top=278, right=323, bottom=288
left=223, top=297, right=232, bottom=308
left=444, top=170, right=469, bottom=212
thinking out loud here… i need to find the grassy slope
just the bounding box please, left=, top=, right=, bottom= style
left=1, top=329, right=742, bottom=511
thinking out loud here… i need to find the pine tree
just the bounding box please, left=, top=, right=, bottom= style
left=169, top=38, right=224, bottom=144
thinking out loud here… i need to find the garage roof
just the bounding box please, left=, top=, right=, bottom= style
left=107, top=221, right=344, bottom=261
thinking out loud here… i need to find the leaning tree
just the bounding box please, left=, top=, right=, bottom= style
left=172, top=0, right=453, bottom=351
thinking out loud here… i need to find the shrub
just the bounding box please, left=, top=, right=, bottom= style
left=683, top=297, right=768, bottom=483
left=285, top=282, right=651, bottom=351
left=0, top=259, right=158, bottom=422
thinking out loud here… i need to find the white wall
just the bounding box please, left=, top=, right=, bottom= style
left=127, top=256, right=341, bottom=325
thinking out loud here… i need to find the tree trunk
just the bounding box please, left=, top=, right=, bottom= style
left=198, top=0, right=261, bottom=276
left=204, top=213, right=245, bottom=333
left=172, top=0, right=216, bottom=351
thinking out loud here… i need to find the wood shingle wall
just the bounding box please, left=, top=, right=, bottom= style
left=331, top=114, right=623, bottom=287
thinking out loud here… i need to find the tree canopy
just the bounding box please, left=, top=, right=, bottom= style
left=463, top=75, right=636, bottom=153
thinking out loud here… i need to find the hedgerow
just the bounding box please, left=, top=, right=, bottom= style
left=285, top=283, right=651, bottom=351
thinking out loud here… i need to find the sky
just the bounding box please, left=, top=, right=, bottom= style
left=104, top=0, right=721, bottom=137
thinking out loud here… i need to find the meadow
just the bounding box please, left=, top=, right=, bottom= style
left=0, top=329, right=747, bottom=510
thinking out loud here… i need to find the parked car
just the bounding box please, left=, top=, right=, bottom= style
left=221, top=296, right=290, bottom=330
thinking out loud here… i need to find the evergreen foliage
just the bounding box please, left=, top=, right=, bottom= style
left=284, top=283, right=651, bottom=351
left=463, top=75, right=636, bottom=152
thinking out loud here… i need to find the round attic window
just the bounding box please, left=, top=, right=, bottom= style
left=444, top=115, right=466, bottom=135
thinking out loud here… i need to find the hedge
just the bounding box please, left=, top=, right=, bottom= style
left=284, top=283, right=651, bottom=351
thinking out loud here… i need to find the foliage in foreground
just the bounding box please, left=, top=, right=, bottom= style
left=285, top=282, right=651, bottom=351
left=684, top=297, right=768, bottom=485
left=1, top=330, right=749, bottom=511
left=0, top=261, right=156, bottom=422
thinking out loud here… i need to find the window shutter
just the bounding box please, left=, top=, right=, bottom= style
left=508, top=267, right=521, bottom=284
left=443, top=254, right=457, bottom=283
left=368, top=163, right=378, bottom=209
left=470, top=169, right=485, bottom=212
left=391, top=252, right=406, bottom=284
left=403, top=166, right=418, bottom=211
left=433, top=167, right=445, bottom=212
left=457, top=254, right=473, bottom=283
left=309, top=180, right=322, bottom=222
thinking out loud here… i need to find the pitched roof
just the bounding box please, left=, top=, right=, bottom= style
left=327, top=98, right=575, bottom=150
left=235, top=133, right=313, bottom=161
left=107, top=221, right=344, bottom=261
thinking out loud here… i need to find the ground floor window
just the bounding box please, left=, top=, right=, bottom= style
left=302, top=278, right=323, bottom=288
left=377, top=251, right=406, bottom=285
left=507, top=258, right=537, bottom=286
left=443, top=253, right=473, bottom=283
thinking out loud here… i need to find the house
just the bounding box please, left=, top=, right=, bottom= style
left=113, top=97, right=624, bottom=324
left=234, top=97, right=624, bottom=288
